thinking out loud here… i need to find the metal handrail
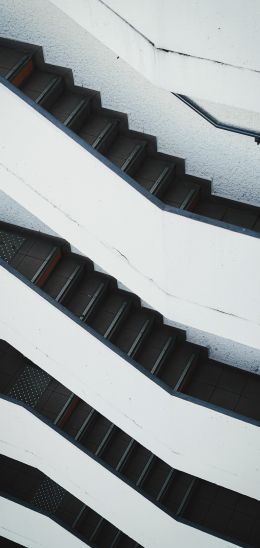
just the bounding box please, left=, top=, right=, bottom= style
left=172, top=93, right=260, bottom=144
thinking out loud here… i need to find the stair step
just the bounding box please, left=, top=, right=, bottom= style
left=31, top=246, right=62, bottom=287
left=87, top=290, right=133, bottom=338
left=65, top=273, right=110, bottom=321
left=75, top=408, right=96, bottom=441
left=54, top=393, right=79, bottom=427
left=106, top=135, right=147, bottom=176
left=155, top=341, right=201, bottom=390
left=91, top=519, right=119, bottom=547
left=135, top=157, right=176, bottom=197
left=41, top=255, right=85, bottom=301
left=194, top=198, right=260, bottom=229
left=20, top=69, right=63, bottom=109
left=160, top=471, right=196, bottom=516
left=79, top=413, right=113, bottom=454
left=112, top=309, right=156, bottom=359
left=79, top=113, right=120, bottom=154
left=120, top=443, right=152, bottom=484
left=0, top=45, right=34, bottom=87
left=0, top=45, right=32, bottom=82
left=101, top=429, right=133, bottom=470
left=136, top=454, right=155, bottom=488
left=141, top=457, right=174, bottom=500
left=61, top=399, right=93, bottom=438
left=35, top=379, right=72, bottom=422
left=55, top=493, right=83, bottom=528
left=163, top=176, right=201, bottom=210
left=136, top=325, right=178, bottom=376
left=95, top=424, right=116, bottom=457
left=48, top=91, right=92, bottom=131
left=222, top=206, right=258, bottom=230
left=74, top=506, right=100, bottom=537
left=9, top=235, right=62, bottom=283
left=55, top=263, right=85, bottom=304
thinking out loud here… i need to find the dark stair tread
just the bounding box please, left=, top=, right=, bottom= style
left=112, top=308, right=157, bottom=355
left=121, top=443, right=152, bottom=484
left=78, top=112, right=120, bottom=150
left=35, top=379, right=71, bottom=422
left=19, top=68, right=59, bottom=100
left=185, top=358, right=260, bottom=420
left=75, top=506, right=101, bottom=537
left=142, top=458, right=173, bottom=499
left=65, top=272, right=110, bottom=319
left=222, top=206, right=258, bottom=229
left=156, top=341, right=201, bottom=389
left=101, top=428, right=132, bottom=469
left=182, top=481, right=260, bottom=545
left=136, top=324, right=178, bottom=373
left=61, top=399, right=93, bottom=438
left=86, top=289, right=132, bottom=337
left=194, top=198, right=259, bottom=230
left=105, top=135, right=147, bottom=172
left=79, top=413, right=112, bottom=453
left=48, top=91, right=88, bottom=123
left=134, top=157, right=176, bottom=194
left=160, top=471, right=195, bottom=514
left=9, top=236, right=60, bottom=282
left=92, top=520, right=118, bottom=547
left=48, top=91, right=93, bottom=132
left=0, top=46, right=29, bottom=78
left=41, top=254, right=84, bottom=299
left=163, top=176, right=201, bottom=210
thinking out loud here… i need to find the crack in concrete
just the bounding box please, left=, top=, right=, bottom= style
left=0, top=162, right=259, bottom=329
left=99, top=0, right=260, bottom=75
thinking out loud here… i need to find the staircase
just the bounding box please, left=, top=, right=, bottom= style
left=1, top=37, right=260, bottom=234
left=1, top=220, right=260, bottom=424
left=1, top=340, right=260, bottom=547
left=0, top=453, right=141, bottom=548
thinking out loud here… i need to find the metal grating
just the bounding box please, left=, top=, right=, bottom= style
left=8, top=365, right=51, bottom=408
left=0, top=230, right=25, bottom=263
left=32, top=478, right=65, bottom=514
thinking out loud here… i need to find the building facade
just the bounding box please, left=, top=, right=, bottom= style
left=0, top=1, right=260, bottom=547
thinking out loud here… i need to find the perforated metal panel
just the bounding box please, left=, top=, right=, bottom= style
left=32, top=478, right=65, bottom=514
left=0, top=230, right=25, bottom=263
left=8, top=365, right=51, bottom=408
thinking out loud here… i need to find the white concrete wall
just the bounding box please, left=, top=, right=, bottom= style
left=105, top=0, right=260, bottom=70
left=49, top=0, right=260, bottom=114
left=1, top=263, right=260, bottom=502
left=0, top=497, right=87, bottom=548
left=1, top=82, right=260, bottom=351
left=1, top=0, right=260, bottom=208
left=0, top=398, right=237, bottom=548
